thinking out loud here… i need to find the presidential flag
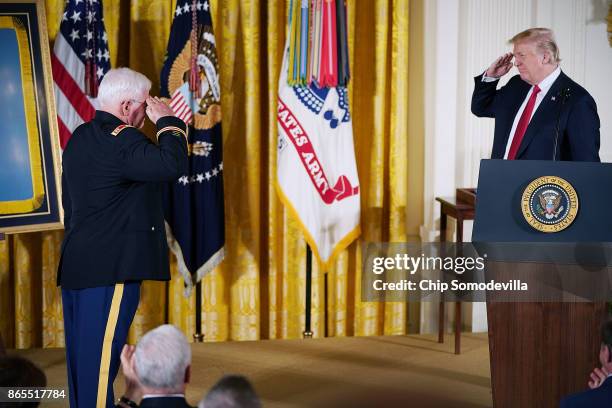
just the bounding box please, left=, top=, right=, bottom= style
left=276, top=1, right=360, bottom=268
left=161, top=0, right=224, bottom=291
left=52, top=0, right=110, bottom=149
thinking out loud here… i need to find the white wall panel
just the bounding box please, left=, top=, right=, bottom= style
left=420, top=0, right=612, bottom=333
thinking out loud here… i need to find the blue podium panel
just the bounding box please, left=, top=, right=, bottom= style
left=474, top=159, right=612, bottom=242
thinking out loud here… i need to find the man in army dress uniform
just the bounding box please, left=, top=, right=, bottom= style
left=58, top=67, right=188, bottom=408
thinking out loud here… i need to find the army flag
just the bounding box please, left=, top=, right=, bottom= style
left=276, top=42, right=360, bottom=268
left=161, top=0, right=224, bottom=291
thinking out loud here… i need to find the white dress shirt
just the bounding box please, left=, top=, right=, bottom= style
left=482, top=66, right=561, bottom=159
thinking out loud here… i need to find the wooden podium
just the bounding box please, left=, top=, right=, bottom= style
left=473, top=160, right=610, bottom=408
left=486, top=297, right=604, bottom=407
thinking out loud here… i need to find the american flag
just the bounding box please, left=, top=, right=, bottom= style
left=52, top=0, right=111, bottom=149
left=169, top=87, right=193, bottom=125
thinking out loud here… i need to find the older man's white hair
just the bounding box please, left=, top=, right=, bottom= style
left=97, top=67, right=151, bottom=108
left=134, top=324, right=191, bottom=391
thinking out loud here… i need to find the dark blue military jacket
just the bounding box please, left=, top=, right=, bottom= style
left=57, top=111, right=188, bottom=289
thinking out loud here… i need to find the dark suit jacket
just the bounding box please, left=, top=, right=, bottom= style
left=138, top=396, right=194, bottom=408
left=559, top=376, right=612, bottom=407
left=471, top=71, right=600, bottom=161
left=58, top=111, right=188, bottom=289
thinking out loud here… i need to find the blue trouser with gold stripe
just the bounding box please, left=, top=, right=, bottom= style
left=61, top=282, right=140, bottom=408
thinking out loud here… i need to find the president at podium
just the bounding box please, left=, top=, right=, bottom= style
left=471, top=27, right=600, bottom=162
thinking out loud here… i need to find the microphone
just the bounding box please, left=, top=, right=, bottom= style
left=552, top=87, right=571, bottom=161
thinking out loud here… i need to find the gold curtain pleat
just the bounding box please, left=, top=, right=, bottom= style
left=0, top=0, right=422, bottom=348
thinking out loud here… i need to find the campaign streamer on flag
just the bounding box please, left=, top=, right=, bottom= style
left=276, top=35, right=360, bottom=268
left=161, top=0, right=225, bottom=292
left=288, top=0, right=349, bottom=87
left=52, top=0, right=111, bottom=149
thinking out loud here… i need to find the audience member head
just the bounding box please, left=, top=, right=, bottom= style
left=600, top=320, right=612, bottom=370
left=97, top=67, right=151, bottom=128
left=0, top=355, right=46, bottom=407
left=199, top=375, right=261, bottom=408
left=134, top=324, right=191, bottom=395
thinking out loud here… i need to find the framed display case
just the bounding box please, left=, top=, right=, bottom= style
left=0, top=0, right=63, bottom=234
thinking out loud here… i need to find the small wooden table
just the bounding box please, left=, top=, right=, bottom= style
left=435, top=189, right=475, bottom=354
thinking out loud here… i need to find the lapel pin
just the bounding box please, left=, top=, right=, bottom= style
left=551, top=96, right=556, bottom=101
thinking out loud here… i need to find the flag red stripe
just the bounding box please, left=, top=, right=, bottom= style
left=57, top=116, right=72, bottom=150
left=174, top=103, right=189, bottom=117
left=170, top=96, right=182, bottom=108
left=52, top=53, right=95, bottom=121
left=173, top=99, right=187, bottom=110
left=171, top=98, right=188, bottom=112
left=54, top=83, right=83, bottom=133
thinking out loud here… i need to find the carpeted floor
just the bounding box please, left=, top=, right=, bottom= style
left=12, top=333, right=492, bottom=408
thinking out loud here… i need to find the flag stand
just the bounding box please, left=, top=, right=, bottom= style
left=324, top=272, right=328, bottom=337
left=302, top=246, right=330, bottom=338
left=193, top=281, right=204, bottom=342
left=302, top=245, right=313, bottom=338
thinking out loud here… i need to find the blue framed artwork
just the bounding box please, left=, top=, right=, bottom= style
left=0, top=0, right=62, bottom=234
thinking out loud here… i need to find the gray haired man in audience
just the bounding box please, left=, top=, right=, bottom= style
left=199, top=375, right=261, bottom=408
left=116, top=325, right=194, bottom=408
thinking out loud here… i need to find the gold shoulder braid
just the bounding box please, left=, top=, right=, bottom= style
left=156, top=126, right=188, bottom=143
left=110, top=124, right=135, bottom=136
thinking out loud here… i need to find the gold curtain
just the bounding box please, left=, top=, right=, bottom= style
left=0, top=0, right=422, bottom=348
left=608, top=4, right=612, bottom=47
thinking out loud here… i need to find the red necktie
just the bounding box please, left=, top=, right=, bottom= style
left=507, top=85, right=541, bottom=160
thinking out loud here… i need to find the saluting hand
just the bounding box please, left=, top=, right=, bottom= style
left=485, top=52, right=513, bottom=79
left=120, top=344, right=143, bottom=403
left=587, top=366, right=609, bottom=389
left=145, top=96, right=175, bottom=124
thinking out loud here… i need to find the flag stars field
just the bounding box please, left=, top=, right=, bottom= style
left=176, top=163, right=224, bottom=186
left=70, top=11, right=81, bottom=23
left=53, top=0, right=111, bottom=148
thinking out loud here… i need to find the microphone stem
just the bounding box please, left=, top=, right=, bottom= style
left=552, top=89, right=570, bottom=161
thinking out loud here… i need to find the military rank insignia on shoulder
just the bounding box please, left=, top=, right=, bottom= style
left=111, top=124, right=135, bottom=137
